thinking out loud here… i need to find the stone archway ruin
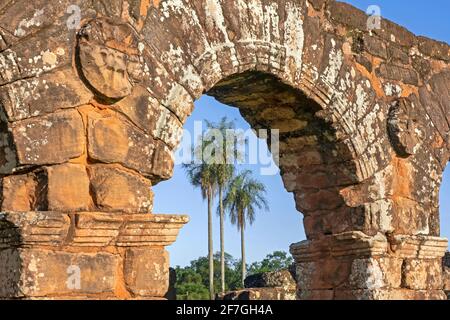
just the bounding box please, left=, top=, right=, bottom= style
left=0, top=0, right=449, bottom=300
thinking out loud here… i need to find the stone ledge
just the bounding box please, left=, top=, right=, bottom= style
left=0, top=211, right=189, bottom=248
left=442, top=251, right=450, bottom=267
left=290, top=232, right=448, bottom=262
left=218, top=287, right=296, bottom=300
left=0, top=247, right=173, bottom=299
left=15, top=296, right=168, bottom=300
left=391, top=235, right=449, bottom=259
left=290, top=232, right=387, bottom=261
left=0, top=248, right=119, bottom=298
left=298, top=288, right=447, bottom=300
left=0, top=211, right=185, bottom=299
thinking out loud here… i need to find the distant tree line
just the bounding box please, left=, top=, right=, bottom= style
left=175, top=251, right=293, bottom=300
left=183, top=117, right=269, bottom=299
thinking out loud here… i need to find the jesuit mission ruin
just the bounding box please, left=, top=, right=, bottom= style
left=0, top=0, right=450, bottom=300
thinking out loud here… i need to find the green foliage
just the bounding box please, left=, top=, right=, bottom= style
left=181, top=118, right=271, bottom=297
left=204, top=117, right=238, bottom=188
left=248, top=251, right=294, bottom=275
left=175, top=252, right=241, bottom=300
left=175, top=267, right=210, bottom=300
left=223, top=170, right=269, bottom=230
left=175, top=251, right=291, bottom=300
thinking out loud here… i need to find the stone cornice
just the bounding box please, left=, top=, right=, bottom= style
left=0, top=211, right=189, bottom=248
left=290, top=231, right=448, bottom=262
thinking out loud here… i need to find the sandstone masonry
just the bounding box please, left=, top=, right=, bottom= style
left=0, top=0, right=450, bottom=299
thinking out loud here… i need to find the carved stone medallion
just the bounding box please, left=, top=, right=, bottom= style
left=387, top=98, right=423, bottom=157
left=76, top=18, right=144, bottom=101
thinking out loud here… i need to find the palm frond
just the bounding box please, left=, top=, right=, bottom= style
left=222, top=170, right=269, bottom=231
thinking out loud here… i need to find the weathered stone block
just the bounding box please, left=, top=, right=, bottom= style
left=88, top=164, right=153, bottom=213
left=0, top=0, right=92, bottom=42
left=379, top=19, right=416, bottom=47
left=402, top=258, right=443, bottom=290
left=0, top=26, right=73, bottom=86
left=295, top=189, right=343, bottom=212
left=303, top=208, right=353, bottom=238
left=428, top=72, right=450, bottom=120
left=1, top=173, right=40, bottom=211
left=11, top=110, right=85, bottom=166
left=327, top=2, right=367, bottom=30
left=363, top=34, right=388, bottom=59
left=349, top=257, right=402, bottom=290
left=387, top=45, right=410, bottom=65
left=0, top=249, right=119, bottom=298
left=46, top=163, right=92, bottom=211
left=411, top=55, right=431, bottom=78
left=87, top=114, right=163, bottom=178
left=376, top=63, right=418, bottom=85
left=219, top=287, right=296, bottom=300
left=417, top=36, right=450, bottom=61
left=333, top=288, right=446, bottom=300
left=297, top=288, right=334, bottom=300
left=297, top=289, right=334, bottom=300
left=0, top=67, right=92, bottom=121
left=1, top=164, right=92, bottom=212
left=244, top=269, right=296, bottom=290
left=292, top=150, right=323, bottom=167
left=150, top=141, right=175, bottom=181
left=295, top=171, right=334, bottom=190
left=296, top=259, right=352, bottom=290
left=0, top=211, right=70, bottom=248
left=114, top=86, right=184, bottom=149
left=124, top=248, right=169, bottom=297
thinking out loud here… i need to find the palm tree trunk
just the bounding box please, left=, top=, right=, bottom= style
left=240, top=220, right=246, bottom=288
left=219, top=186, right=225, bottom=293
left=208, top=188, right=214, bottom=300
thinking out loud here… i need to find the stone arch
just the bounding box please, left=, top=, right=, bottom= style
left=440, top=162, right=450, bottom=227
left=133, top=0, right=396, bottom=239
left=0, top=0, right=449, bottom=299
left=207, top=70, right=360, bottom=239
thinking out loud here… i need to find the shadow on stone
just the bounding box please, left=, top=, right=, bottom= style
left=443, top=252, right=450, bottom=300
left=165, top=267, right=177, bottom=300
left=218, top=266, right=297, bottom=300
left=0, top=216, right=23, bottom=299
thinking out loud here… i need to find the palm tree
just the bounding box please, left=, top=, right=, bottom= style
left=183, top=144, right=217, bottom=300
left=205, top=118, right=236, bottom=293
left=223, top=170, right=269, bottom=287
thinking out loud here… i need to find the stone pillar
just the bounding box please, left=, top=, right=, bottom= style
left=0, top=12, right=188, bottom=299
left=291, top=232, right=448, bottom=300
left=444, top=252, right=450, bottom=299
left=1, top=0, right=450, bottom=301
left=0, top=211, right=187, bottom=299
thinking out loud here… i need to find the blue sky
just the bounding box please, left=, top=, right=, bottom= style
left=153, top=0, right=450, bottom=267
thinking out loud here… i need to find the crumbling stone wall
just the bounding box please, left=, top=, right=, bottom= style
left=219, top=268, right=297, bottom=300
left=0, top=0, right=449, bottom=299
left=444, top=252, right=450, bottom=299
